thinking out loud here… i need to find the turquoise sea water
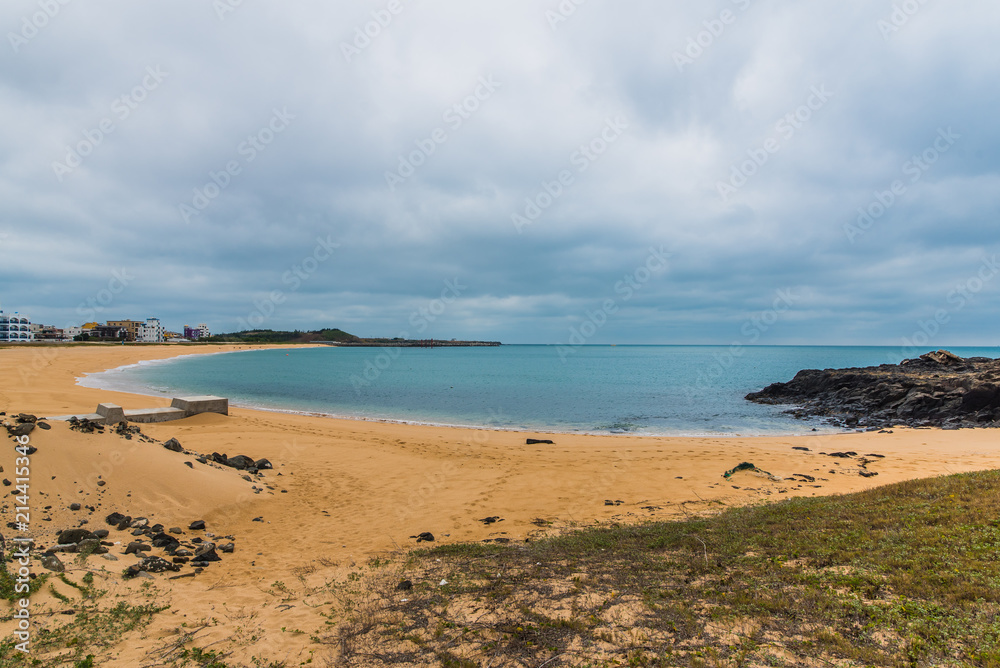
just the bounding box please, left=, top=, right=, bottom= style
left=79, top=345, right=1000, bottom=436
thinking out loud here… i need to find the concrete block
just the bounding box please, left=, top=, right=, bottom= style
left=170, top=396, right=228, bottom=416
left=96, top=403, right=126, bottom=424
left=123, top=407, right=187, bottom=424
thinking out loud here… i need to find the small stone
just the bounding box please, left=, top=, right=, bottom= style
left=57, top=528, right=96, bottom=545
left=105, top=512, right=127, bottom=526
left=396, top=579, right=413, bottom=591
left=218, top=542, right=235, bottom=553
left=40, top=554, right=65, bottom=572
left=69, top=503, right=81, bottom=511
left=194, top=544, right=221, bottom=562
left=96, top=480, right=106, bottom=487
left=37, top=422, right=51, bottom=430
left=163, top=438, right=183, bottom=452
left=189, top=520, right=206, bottom=531
left=169, top=527, right=183, bottom=534
left=125, top=542, right=151, bottom=555
left=184, top=462, right=193, bottom=469
left=412, top=532, right=435, bottom=543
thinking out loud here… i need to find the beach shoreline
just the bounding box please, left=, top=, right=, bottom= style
left=3, top=343, right=1000, bottom=665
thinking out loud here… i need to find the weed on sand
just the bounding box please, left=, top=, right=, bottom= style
left=325, top=470, right=1000, bottom=667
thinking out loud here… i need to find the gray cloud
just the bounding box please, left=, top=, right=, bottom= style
left=1, top=0, right=998, bottom=346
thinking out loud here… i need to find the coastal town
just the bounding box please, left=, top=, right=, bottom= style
left=0, top=305, right=209, bottom=343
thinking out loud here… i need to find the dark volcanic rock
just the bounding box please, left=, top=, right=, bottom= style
left=106, top=512, right=128, bottom=526
left=225, top=455, right=255, bottom=470
left=57, top=528, right=96, bottom=545
left=151, top=532, right=180, bottom=549
left=745, top=350, right=1000, bottom=430
left=7, top=423, right=35, bottom=438
left=163, top=438, right=183, bottom=452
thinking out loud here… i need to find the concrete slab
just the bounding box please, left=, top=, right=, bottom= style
left=46, top=396, right=229, bottom=424
left=47, top=413, right=106, bottom=423
left=171, top=396, right=228, bottom=416
left=123, top=407, right=187, bottom=424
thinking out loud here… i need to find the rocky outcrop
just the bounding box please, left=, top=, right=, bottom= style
left=745, top=350, right=1000, bottom=429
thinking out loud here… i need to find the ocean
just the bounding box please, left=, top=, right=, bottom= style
left=79, top=345, right=1000, bottom=437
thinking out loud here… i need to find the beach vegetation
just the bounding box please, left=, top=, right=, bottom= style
left=321, top=469, right=1000, bottom=666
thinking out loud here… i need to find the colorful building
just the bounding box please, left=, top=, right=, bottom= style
left=183, top=323, right=211, bottom=340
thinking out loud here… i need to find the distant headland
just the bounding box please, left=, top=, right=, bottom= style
left=199, top=328, right=501, bottom=347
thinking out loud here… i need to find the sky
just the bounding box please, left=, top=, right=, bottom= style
left=1, top=0, right=998, bottom=346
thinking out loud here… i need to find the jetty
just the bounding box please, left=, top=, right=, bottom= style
left=48, top=395, right=228, bottom=425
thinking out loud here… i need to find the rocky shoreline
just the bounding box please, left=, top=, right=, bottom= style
left=745, top=350, right=1000, bottom=430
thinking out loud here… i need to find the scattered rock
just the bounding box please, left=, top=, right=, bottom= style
left=125, top=542, right=151, bottom=555
left=411, top=532, right=435, bottom=543
left=859, top=471, right=879, bottom=478
left=396, top=579, right=413, bottom=591
left=225, top=454, right=256, bottom=470
left=792, top=446, right=810, bottom=451
left=163, top=438, right=183, bottom=452
left=828, top=452, right=857, bottom=458
left=7, top=423, right=35, bottom=438
left=219, top=542, right=235, bottom=553
left=57, top=528, right=96, bottom=545
left=40, top=554, right=64, bottom=572
left=169, top=527, right=183, bottom=534
left=68, top=417, right=104, bottom=433
left=76, top=538, right=107, bottom=555
left=124, top=556, right=180, bottom=577
left=151, top=532, right=180, bottom=549
left=254, top=458, right=273, bottom=470
left=36, top=422, right=51, bottom=430
left=478, top=517, right=503, bottom=525
left=69, top=503, right=81, bottom=511
left=105, top=512, right=127, bottom=526
left=526, top=438, right=554, bottom=445
left=189, top=520, right=206, bottom=531
left=193, top=543, right=221, bottom=562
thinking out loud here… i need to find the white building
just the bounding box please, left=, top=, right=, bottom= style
left=0, top=307, right=33, bottom=343
left=137, top=318, right=165, bottom=343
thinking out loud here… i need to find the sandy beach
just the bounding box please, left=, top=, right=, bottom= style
left=2, top=344, right=999, bottom=665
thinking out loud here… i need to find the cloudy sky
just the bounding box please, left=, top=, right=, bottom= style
left=1, top=0, right=998, bottom=346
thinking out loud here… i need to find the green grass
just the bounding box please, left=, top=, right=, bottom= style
left=329, top=469, right=1000, bottom=667
left=0, top=567, right=47, bottom=602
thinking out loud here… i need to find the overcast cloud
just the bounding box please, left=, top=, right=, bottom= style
left=1, top=0, right=998, bottom=346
